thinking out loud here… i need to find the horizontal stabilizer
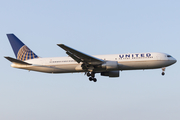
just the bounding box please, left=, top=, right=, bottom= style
left=4, top=56, right=32, bottom=65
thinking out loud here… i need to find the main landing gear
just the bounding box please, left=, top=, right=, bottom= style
left=162, top=67, right=165, bottom=76
left=86, top=72, right=97, bottom=82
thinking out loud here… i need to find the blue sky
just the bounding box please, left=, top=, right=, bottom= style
left=0, top=0, right=180, bottom=120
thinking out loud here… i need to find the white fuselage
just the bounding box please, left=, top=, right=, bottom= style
left=11, top=52, right=177, bottom=73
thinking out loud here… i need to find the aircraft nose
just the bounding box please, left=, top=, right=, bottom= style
left=172, top=58, right=177, bottom=64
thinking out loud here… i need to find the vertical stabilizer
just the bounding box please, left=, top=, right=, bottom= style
left=7, top=34, right=39, bottom=61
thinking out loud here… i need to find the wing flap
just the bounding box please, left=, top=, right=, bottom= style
left=66, top=51, right=82, bottom=63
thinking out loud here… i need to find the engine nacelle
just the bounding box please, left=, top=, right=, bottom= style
left=101, top=61, right=119, bottom=70
left=101, top=71, right=119, bottom=77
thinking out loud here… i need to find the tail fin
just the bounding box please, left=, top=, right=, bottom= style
left=7, top=34, right=39, bottom=61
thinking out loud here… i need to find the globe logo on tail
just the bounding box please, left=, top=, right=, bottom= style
left=17, top=45, right=38, bottom=61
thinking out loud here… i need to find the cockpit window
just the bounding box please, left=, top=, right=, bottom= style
left=167, top=55, right=172, bottom=57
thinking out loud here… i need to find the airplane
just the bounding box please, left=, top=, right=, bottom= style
left=5, top=34, right=177, bottom=82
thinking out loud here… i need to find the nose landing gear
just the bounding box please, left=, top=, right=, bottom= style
left=162, top=67, right=165, bottom=76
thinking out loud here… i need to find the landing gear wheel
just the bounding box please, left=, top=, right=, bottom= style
left=87, top=72, right=97, bottom=82
left=89, top=77, right=93, bottom=81
left=93, top=78, right=97, bottom=82
left=162, top=72, right=165, bottom=76
left=87, top=72, right=91, bottom=77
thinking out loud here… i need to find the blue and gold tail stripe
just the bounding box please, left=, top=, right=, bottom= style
left=17, top=45, right=38, bottom=61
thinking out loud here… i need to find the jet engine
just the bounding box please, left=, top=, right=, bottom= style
left=101, top=61, right=120, bottom=70
left=101, top=71, right=119, bottom=77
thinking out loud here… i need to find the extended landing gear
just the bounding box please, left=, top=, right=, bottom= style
left=86, top=72, right=97, bottom=82
left=162, top=67, right=165, bottom=76
left=89, top=77, right=97, bottom=82
left=162, top=72, right=165, bottom=76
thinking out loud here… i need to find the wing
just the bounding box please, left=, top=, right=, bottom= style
left=4, top=56, right=32, bottom=65
left=57, top=44, right=104, bottom=65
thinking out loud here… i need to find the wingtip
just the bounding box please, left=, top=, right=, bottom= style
left=4, top=56, right=7, bottom=58
left=4, top=56, right=10, bottom=59
left=57, top=44, right=64, bottom=46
